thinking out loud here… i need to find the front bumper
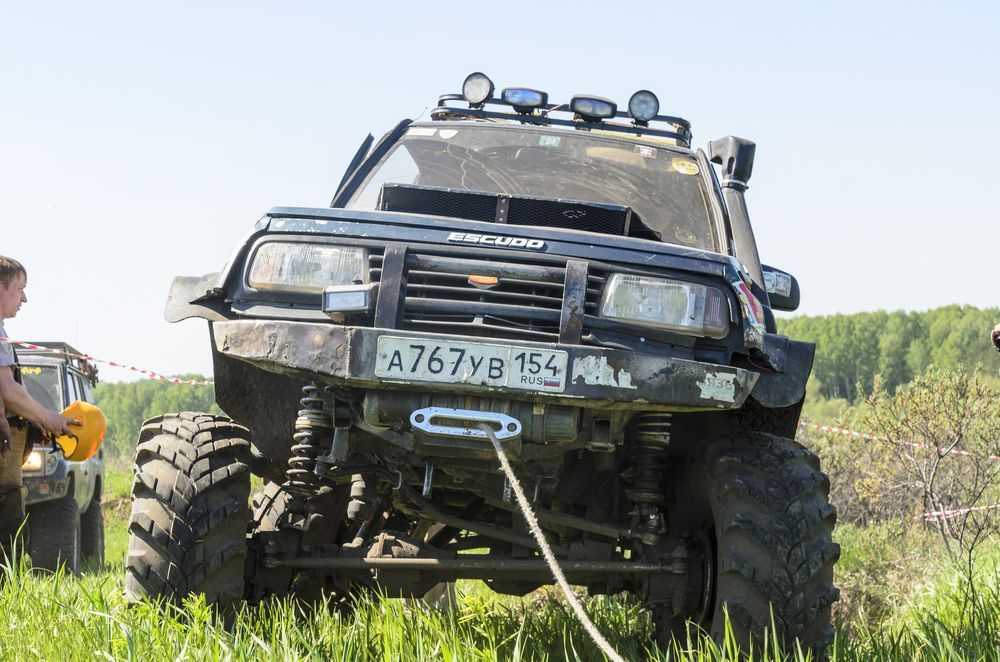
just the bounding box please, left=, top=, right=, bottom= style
left=213, top=320, right=758, bottom=411
left=23, top=475, right=70, bottom=505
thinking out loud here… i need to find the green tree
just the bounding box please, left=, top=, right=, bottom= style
left=94, top=375, right=220, bottom=458
left=780, top=305, right=1000, bottom=404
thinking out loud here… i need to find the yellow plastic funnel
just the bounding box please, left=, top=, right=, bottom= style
left=55, top=401, right=106, bottom=462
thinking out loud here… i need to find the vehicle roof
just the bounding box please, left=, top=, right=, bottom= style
left=16, top=341, right=85, bottom=356
left=18, top=354, right=65, bottom=367
left=17, top=341, right=99, bottom=381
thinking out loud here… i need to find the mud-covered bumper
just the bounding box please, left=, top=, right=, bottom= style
left=213, top=320, right=759, bottom=411
left=23, top=475, right=70, bottom=505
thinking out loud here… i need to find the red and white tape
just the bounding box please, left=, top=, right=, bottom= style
left=0, top=337, right=214, bottom=386
left=916, top=503, right=1000, bottom=522
left=800, top=420, right=1000, bottom=523
left=799, top=421, right=1000, bottom=463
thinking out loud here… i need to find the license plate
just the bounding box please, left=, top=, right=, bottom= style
left=375, top=337, right=568, bottom=392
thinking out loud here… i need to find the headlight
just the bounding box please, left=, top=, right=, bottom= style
left=22, top=450, right=45, bottom=473
left=248, top=242, right=368, bottom=294
left=600, top=274, right=729, bottom=338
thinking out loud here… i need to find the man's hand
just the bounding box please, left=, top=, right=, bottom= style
left=0, top=415, right=11, bottom=455
left=40, top=410, right=80, bottom=438
left=993, top=323, right=1000, bottom=353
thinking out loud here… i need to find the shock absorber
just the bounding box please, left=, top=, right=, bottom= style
left=284, top=384, right=333, bottom=495
left=625, top=412, right=673, bottom=505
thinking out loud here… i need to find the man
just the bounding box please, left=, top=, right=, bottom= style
left=0, top=256, right=77, bottom=558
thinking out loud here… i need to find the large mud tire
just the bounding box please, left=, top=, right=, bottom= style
left=28, top=495, right=81, bottom=574
left=124, top=413, right=251, bottom=609
left=656, top=433, right=839, bottom=655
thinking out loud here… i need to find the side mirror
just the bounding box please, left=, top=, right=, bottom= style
left=761, top=264, right=800, bottom=312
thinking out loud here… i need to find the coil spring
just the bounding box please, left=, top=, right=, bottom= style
left=284, top=385, right=333, bottom=494
left=625, top=412, right=672, bottom=505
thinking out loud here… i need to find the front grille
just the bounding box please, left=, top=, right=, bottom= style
left=369, top=248, right=607, bottom=343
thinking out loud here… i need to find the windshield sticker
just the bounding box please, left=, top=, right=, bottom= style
left=675, top=229, right=698, bottom=245
left=634, top=145, right=657, bottom=159
left=539, top=135, right=561, bottom=147
left=671, top=158, right=699, bottom=175
left=407, top=127, right=436, bottom=137
left=21, top=366, right=42, bottom=375
left=438, top=129, right=458, bottom=139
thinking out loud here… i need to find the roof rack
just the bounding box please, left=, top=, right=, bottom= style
left=17, top=341, right=99, bottom=385
left=431, top=94, right=692, bottom=148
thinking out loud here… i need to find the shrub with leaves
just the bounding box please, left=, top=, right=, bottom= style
left=864, top=367, right=1000, bottom=625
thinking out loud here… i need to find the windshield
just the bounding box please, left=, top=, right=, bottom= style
left=347, top=124, right=720, bottom=251
left=20, top=364, right=63, bottom=412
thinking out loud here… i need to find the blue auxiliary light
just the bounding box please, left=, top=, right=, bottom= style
left=570, top=95, right=617, bottom=122
left=501, top=87, right=548, bottom=113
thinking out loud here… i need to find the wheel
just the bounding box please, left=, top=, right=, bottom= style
left=124, top=413, right=251, bottom=609
left=28, top=495, right=81, bottom=574
left=652, top=432, right=839, bottom=654
left=252, top=480, right=293, bottom=533
left=248, top=480, right=354, bottom=605
left=80, top=499, right=105, bottom=566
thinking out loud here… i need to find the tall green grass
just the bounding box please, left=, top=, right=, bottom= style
left=0, top=552, right=997, bottom=661
left=3, top=466, right=992, bottom=660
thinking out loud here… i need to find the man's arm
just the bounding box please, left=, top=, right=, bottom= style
left=0, top=366, right=75, bottom=437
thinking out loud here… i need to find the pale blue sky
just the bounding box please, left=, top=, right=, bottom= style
left=1, top=2, right=997, bottom=380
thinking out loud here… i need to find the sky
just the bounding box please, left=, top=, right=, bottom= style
left=1, top=1, right=997, bottom=381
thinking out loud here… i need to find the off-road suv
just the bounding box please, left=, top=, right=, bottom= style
left=125, top=74, right=838, bottom=651
left=20, top=342, right=105, bottom=572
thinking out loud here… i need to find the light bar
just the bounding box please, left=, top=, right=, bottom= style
left=628, top=90, right=660, bottom=123
left=462, top=72, right=494, bottom=106
left=501, top=87, right=548, bottom=112
left=570, top=95, right=617, bottom=122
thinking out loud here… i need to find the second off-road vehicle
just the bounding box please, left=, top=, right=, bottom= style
left=20, top=342, right=105, bottom=572
left=125, top=74, right=838, bottom=651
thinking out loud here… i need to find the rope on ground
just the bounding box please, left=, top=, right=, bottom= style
left=482, top=425, right=625, bottom=662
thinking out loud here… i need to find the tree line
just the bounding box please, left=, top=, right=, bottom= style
left=93, top=375, right=219, bottom=458
left=779, top=305, right=1000, bottom=403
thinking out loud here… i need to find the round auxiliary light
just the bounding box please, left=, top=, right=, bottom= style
left=628, top=90, right=660, bottom=123
left=462, top=72, right=494, bottom=106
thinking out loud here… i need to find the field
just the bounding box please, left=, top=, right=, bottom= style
left=0, top=461, right=997, bottom=661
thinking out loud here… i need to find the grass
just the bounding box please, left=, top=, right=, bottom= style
left=2, top=466, right=995, bottom=660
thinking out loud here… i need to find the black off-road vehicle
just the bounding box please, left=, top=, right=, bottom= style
left=125, top=75, right=837, bottom=651
left=20, top=342, right=105, bottom=572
